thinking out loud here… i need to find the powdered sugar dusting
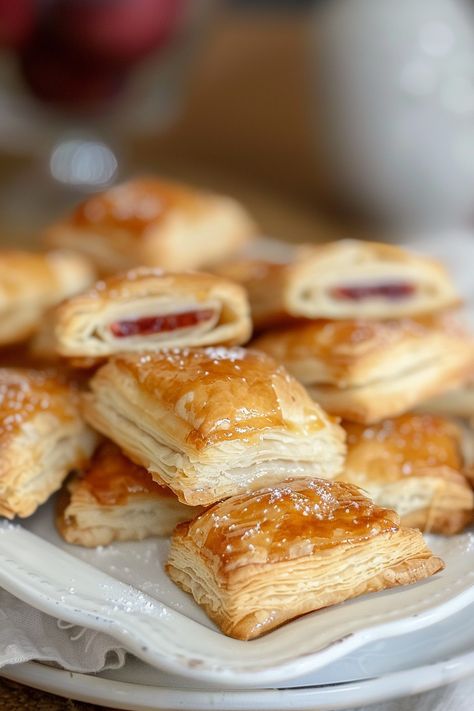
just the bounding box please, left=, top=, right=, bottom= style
left=188, top=479, right=398, bottom=573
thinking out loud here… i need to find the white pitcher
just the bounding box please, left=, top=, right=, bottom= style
left=309, top=0, right=474, bottom=229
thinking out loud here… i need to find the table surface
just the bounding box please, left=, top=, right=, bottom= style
left=0, top=678, right=98, bottom=710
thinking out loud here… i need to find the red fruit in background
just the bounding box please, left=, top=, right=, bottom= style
left=20, top=39, right=127, bottom=108
left=0, top=0, right=36, bottom=49
left=52, top=0, right=186, bottom=66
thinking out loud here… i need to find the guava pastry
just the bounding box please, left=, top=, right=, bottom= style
left=217, top=240, right=458, bottom=329
left=0, top=368, right=97, bottom=518
left=253, top=314, right=474, bottom=423
left=340, top=414, right=474, bottom=534
left=83, top=347, right=346, bottom=505
left=57, top=441, right=201, bottom=547
left=49, top=269, right=251, bottom=362
left=44, top=176, right=257, bottom=274
left=166, top=478, right=444, bottom=640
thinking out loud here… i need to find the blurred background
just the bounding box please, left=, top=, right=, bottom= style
left=0, top=0, right=474, bottom=244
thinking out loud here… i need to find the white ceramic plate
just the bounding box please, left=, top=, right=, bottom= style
left=3, top=597, right=474, bottom=710
left=0, top=501, right=473, bottom=687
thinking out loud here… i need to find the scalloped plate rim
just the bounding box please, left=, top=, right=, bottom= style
left=0, top=520, right=474, bottom=685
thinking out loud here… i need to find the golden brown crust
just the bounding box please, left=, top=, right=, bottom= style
left=343, top=415, right=464, bottom=483
left=109, top=348, right=330, bottom=450
left=172, top=479, right=401, bottom=574
left=253, top=314, right=469, bottom=387
left=0, top=368, right=82, bottom=444
left=67, top=441, right=174, bottom=505
left=44, top=177, right=258, bottom=274
left=83, top=348, right=346, bottom=505
left=49, top=268, right=251, bottom=361
left=0, top=368, right=97, bottom=518
left=253, top=315, right=474, bottom=423
left=166, top=478, right=444, bottom=639
left=339, top=415, right=474, bottom=533
left=0, top=250, right=95, bottom=346
left=68, top=177, right=211, bottom=237
left=219, top=240, right=459, bottom=328
left=56, top=441, right=200, bottom=546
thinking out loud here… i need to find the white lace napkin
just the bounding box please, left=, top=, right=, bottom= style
left=0, top=589, right=126, bottom=673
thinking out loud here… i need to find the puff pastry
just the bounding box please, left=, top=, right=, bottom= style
left=0, top=250, right=94, bottom=346
left=253, top=314, right=474, bottom=423
left=49, top=269, right=251, bottom=361
left=57, top=441, right=200, bottom=547
left=166, top=478, right=444, bottom=640
left=217, top=240, right=459, bottom=328
left=44, top=177, right=257, bottom=275
left=340, top=415, right=474, bottom=534
left=83, top=347, right=346, bottom=505
left=0, top=368, right=97, bottom=519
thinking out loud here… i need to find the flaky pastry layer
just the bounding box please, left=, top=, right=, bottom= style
left=50, top=269, right=251, bottom=360
left=83, top=348, right=346, bottom=505
left=57, top=442, right=200, bottom=547
left=167, top=478, right=443, bottom=639
left=218, top=240, right=458, bottom=328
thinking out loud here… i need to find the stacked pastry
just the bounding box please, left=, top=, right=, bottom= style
left=0, top=177, right=256, bottom=524
left=74, top=335, right=440, bottom=640
left=39, top=179, right=344, bottom=551
left=224, top=240, right=474, bottom=535
left=0, top=178, right=449, bottom=642
left=0, top=249, right=99, bottom=517
left=45, top=178, right=263, bottom=542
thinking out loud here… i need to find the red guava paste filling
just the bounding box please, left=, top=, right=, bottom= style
left=329, top=283, right=416, bottom=302
left=110, top=309, right=215, bottom=338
